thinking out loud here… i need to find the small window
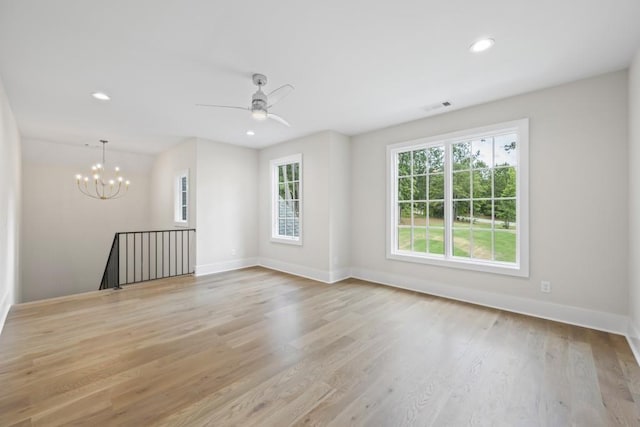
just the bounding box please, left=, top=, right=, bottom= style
left=174, top=171, right=188, bottom=225
left=271, top=154, right=302, bottom=244
left=388, top=119, right=529, bottom=276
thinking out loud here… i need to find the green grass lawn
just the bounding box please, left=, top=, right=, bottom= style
left=399, top=222, right=516, bottom=262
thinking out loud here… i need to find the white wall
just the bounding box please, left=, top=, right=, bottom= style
left=629, top=50, right=640, bottom=354
left=0, top=77, right=21, bottom=332
left=149, top=138, right=197, bottom=229
left=21, top=139, right=153, bottom=301
left=258, top=130, right=351, bottom=282
left=328, top=132, right=351, bottom=281
left=195, top=138, right=258, bottom=274
left=351, top=71, right=629, bottom=329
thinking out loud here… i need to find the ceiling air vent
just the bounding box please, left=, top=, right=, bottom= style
left=423, top=101, right=452, bottom=112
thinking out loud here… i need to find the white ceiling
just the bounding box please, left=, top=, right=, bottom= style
left=1, top=0, right=639, bottom=153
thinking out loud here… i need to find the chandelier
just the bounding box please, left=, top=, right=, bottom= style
left=75, top=140, right=130, bottom=200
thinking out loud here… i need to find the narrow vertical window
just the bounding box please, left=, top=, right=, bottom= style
left=271, top=154, right=302, bottom=244
left=174, top=171, right=189, bottom=225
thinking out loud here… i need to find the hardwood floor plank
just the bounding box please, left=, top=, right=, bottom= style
left=0, top=267, right=638, bottom=426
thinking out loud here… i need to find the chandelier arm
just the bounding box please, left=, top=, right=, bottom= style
left=77, top=182, right=100, bottom=199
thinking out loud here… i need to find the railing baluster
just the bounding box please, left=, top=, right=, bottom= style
left=100, top=229, right=195, bottom=290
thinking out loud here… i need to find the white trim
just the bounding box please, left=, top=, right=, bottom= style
left=0, top=291, right=11, bottom=335
left=386, top=118, right=529, bottom=277
left=329, top=268, right=352, bottom=283
left=270, top=153, right=303, bottom=245
left=350, top=267, right=628, bottom=335
left=259, top=257, right=331, bottom=283
left=195, top=258, right=258, bottom=276
left=627, top=320, right=640, bottom=366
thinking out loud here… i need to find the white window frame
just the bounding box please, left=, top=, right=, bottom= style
left=387, top=119, right=529, bottom=277
left=271, top=153, right=303, bottom=245
left=174, top=170, right=189, bottom=227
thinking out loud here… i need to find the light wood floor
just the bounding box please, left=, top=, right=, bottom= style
left=1, top=267, right=639, bottom=426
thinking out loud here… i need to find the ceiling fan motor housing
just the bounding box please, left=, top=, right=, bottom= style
left=252, top=90, right=268, bottom=110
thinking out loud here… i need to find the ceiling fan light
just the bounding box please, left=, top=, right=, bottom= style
left=251, top=109, right=268, bottom=121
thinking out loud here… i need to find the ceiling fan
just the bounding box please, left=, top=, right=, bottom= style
left=197, top=73, right=294, bottom=127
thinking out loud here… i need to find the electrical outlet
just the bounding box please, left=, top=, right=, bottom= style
left=540, top=281, right=552, bottom=293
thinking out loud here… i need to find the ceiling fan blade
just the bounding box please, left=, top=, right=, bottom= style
left=267, top=84, right=294, bottom=108
left=195, top=104, right=249, bottom=111
left=267, top=113, right=291, bottom=127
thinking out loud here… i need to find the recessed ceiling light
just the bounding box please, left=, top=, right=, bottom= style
left=246, top=130, right=255, bottom=136
left=91, top=92, right=111, bottom=101
left=469, top=38, right=495, bottom=53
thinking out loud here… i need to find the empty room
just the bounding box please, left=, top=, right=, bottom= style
left=2, top=0, right=640, bottom=425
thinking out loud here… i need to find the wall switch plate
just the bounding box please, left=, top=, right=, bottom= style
left=540, top=281, right=552, bottom=293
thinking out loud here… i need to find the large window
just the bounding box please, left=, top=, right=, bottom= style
left=174, top=171, right=188, bottom=226
left=388, top=119, right=528, bottom=276
left=271, top=154, right=302, bottom=244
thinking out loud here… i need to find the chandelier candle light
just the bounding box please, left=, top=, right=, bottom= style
left=75, top=140, right=130, bottom=200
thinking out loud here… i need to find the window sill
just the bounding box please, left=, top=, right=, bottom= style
left=271, top=236, right=302, bottom=246
left=173, top=221, right=189, bottom=228
left=387, top=251, right=528, bottom=277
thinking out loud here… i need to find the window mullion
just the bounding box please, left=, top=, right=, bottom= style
left=444, top=143, right=453, bottom=259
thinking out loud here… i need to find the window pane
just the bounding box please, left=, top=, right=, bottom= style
left=286, top=182, right=297, bottom=200
left=495, top=134, right=517, bottom=166
left=452, top=171, right=470, bottom=199
left=472, top=169, right=492, bottom=199
left=413, top=202, right=426, bottom=226
left=452, top=142, right=471, bottom=170
left=293, top=219, right=300, bottom=237
left=278, top=183, right=286, bottom=199
left=398, top=203, right=412, bottom=225
left=181, top=176, right=187, bottom=191
left=494, top=230, right=516, bottom=262
left=428, top=146, right=444, bottom=173
left=293, top=162, right=299, bottom=180
left=412, top=227, right=427, bottom=252
left=286, top=164, right=294, bottom=181
left=278, top=201, right=287, bottom=219
left=472, top=200, right=491, bottom=227
left=398, top=227, right=411, bottom=250
left=398, top=177, right=412, bottom=201
left=286, top=219, right=295, bottom=236
left=472, top=138, right=493, bottom=169
left=494, top=167, right=516, bottom=197
left=453, top=201, right=471, bottom=227
left=471, top=230, right=493, bottom=260
left=182, top=206, right=187, bottom=221
left=413, top=176, right=426, bottom=200
left=181, top=191, right=187, bottom=206
left=453, top=228, right=471, bottom=258
left=428, top=227, right=444, bottom=255
left=428, top=202, right=444, bottom=226
left=285, top=202, right=294, bottom=218
left=428, top=174, right=444, bottom=200
left=494, top=199, right=516, bottom=230
left=278, top=219, right=285, bottom=235
left=412, top=149, right=427, bottom=175
left=398, top=152, right=411, bottom=176
left=278, top=165, right=285, bottom=183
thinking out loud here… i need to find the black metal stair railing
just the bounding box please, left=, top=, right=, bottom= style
left=99, top=229, right=196, bottom=290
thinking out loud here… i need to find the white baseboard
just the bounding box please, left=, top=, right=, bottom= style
left=350, top=267, right=628, bottom=335
left=258, top=258, right=332, bottom=283
left=330, top=268, right=352, bottom=283
left=0, top=291, right=12, bottom=336
left=195, top=257, right=258, bottom=277
left=627, top=320, right=640, bottom=366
